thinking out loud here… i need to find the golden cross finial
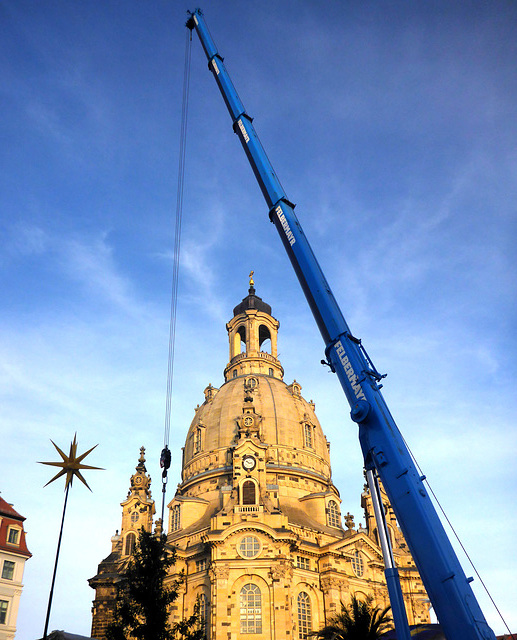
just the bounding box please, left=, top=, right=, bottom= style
left=39, top=434, right=104, bottom=491
left=249, top=270, right=254, bottom=287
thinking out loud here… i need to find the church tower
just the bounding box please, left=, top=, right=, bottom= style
left=89, top=448, right=155, bottom=639
left=164, top=284, right=430, bottom=638
left=89, top=284, right=430, bottom=639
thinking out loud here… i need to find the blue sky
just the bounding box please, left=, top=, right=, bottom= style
left=1, top=1, right=516, bottom=637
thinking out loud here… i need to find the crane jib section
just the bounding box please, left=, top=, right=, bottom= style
left=186, top=8, right=497, bottom=640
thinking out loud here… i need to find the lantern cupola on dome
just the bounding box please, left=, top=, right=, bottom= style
left=224, top=274, right=283, bottom=381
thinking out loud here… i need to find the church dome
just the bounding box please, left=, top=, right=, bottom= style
left=173, top=283, right=339, bottom=538
left=183, top=373, right=331, bottom=483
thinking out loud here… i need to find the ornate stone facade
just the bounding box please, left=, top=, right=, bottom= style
left=88, top=449, right=155, bottom=639
left=89, top=286, right=430, bottom=639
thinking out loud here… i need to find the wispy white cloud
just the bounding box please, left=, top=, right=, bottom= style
left=25, top=100, right=76, bottom=147
left=59, top=232, right=139, bottom=313
left=2, top=222, right=50, bottom=261
left=3, top=222, right=153, bottom=318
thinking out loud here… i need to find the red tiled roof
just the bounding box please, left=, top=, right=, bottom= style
left=0, top=496, right=32, bottom=557
left=0, top=496, right=25, bottom=520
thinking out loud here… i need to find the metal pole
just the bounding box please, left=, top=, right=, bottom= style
left=366, top=469, right=411, bottom=640
left=43, top=482, right=70, bottom=639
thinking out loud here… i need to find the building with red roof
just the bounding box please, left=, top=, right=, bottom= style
left=0, top=497, right=31, bottom=640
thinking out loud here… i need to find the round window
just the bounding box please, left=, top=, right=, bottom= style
left=238, top=535, right=261, bottom=559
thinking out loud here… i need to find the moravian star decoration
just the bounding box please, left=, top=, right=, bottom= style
left=39, top=434, right=103, bottom=490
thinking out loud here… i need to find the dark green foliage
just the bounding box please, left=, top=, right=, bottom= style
left=106, top=529, right=205, bottom=640
left=170, top=598, right=206, bottom=640
left=310, top=594, right=392, bottom=640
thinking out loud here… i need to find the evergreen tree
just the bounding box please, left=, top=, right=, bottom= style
left=310, top=594, right=392, bottom=640
left=106, top=529, right=205, bottom=640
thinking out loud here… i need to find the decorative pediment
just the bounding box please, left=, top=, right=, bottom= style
left=204, top=383, right=218, bottom=402
left=333, top=532, right=381, bottom=559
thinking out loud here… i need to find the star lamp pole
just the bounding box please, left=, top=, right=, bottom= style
left=39, top=434, right=103, bottom=639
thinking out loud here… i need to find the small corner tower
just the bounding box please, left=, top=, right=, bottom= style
left=89, top=448, right=156, bottom=639
left=119, top=446, right=155, bottom=556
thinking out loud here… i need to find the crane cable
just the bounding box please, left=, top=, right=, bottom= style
left=401, top=434, right=512, bottom=636
left=160, top=26, right=193, bottom=529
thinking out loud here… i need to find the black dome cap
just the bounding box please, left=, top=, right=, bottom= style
left=233, top=286, right=272, bottom=317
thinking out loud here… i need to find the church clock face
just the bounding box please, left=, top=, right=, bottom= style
left=242, top=455, right=256, bottom=472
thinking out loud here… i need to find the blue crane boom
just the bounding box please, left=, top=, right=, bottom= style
left=186, top=9, right=497, bottom=640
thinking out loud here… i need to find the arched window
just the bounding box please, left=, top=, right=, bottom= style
left=198, top=593, right=208, bottom=631
left=304, top=423, right=313, bottom=448
left=233, top=369, right=238, bottom=378
left=171, top=504, right=181, bottom=532
left=259, top=324, right=271, bottom=352
left=240, top=583, right=262, bottom=634
left=242, top=480, right=256, bottom=505
left=194, top=427, right=202, bottom=454
left=125, top=532, right=136, bottom=556
left=327, top=500, right=340, bottom=528
left=297, top=591, right=312, bottom=639
left=238, top=326, right=247, bottom=353
left=352, top=550, right=364, bottom=577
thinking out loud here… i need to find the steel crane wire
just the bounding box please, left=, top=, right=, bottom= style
left=160, top=27, right=193, bottom=529
left=400, top=433, right=512, bottom=636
